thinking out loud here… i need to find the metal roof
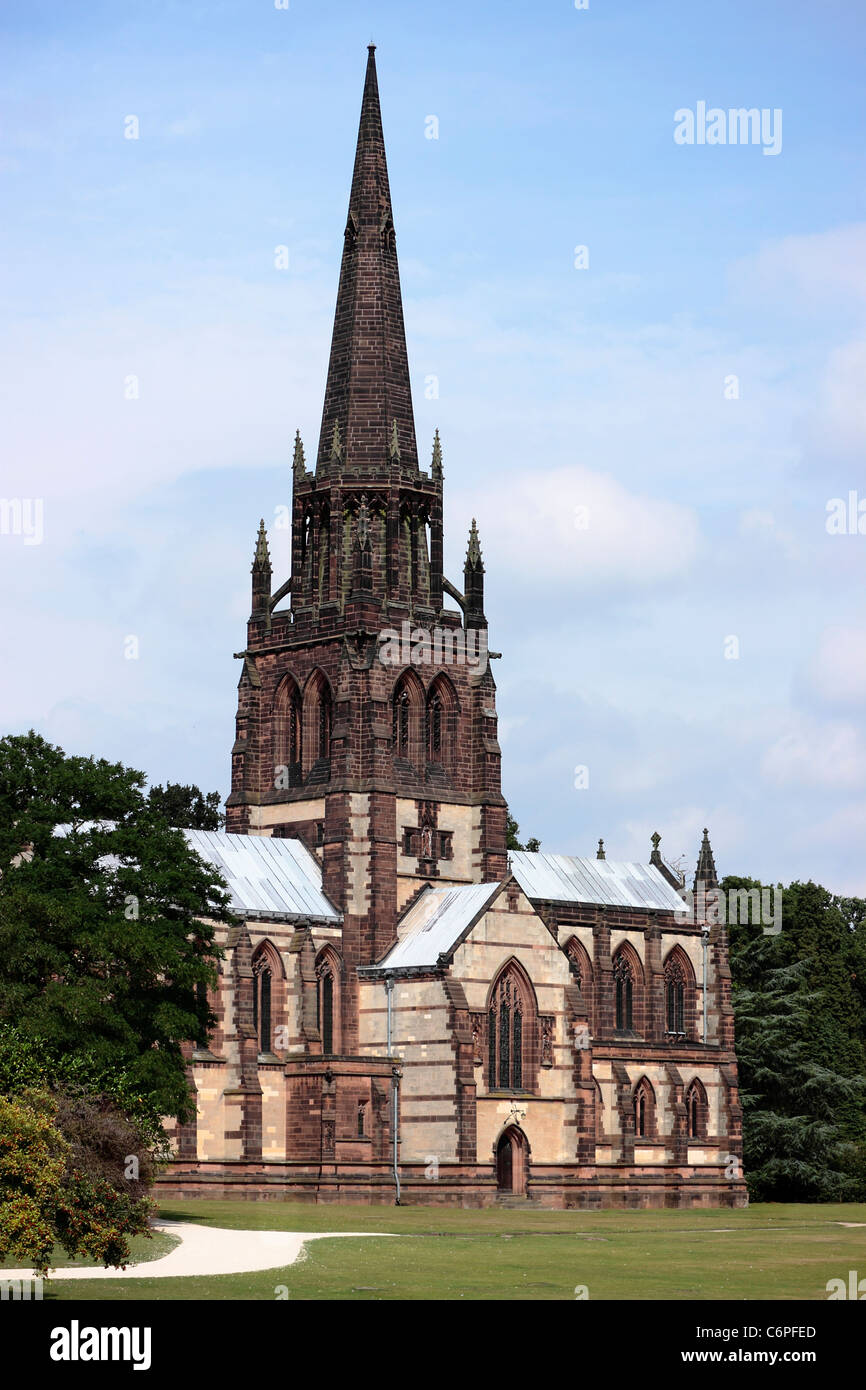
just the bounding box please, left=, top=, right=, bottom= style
left=372, top=881, right=502, bottom=971
left=183, top=830, right=340, bottom=923
left=509, top=852, right=687, bottom=914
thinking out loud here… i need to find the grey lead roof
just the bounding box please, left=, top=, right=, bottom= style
left=509, top=851, right=687, bottom=914
left=183, top=830, right=340, bottom=923
left=371, top=881, right=502, bottom=971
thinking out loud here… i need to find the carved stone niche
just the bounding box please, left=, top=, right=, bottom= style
left=469, top=1013, right=485, bottom=1066
left=540, top=1016, right=555, bottom=1068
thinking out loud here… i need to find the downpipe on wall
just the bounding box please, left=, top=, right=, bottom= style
left=385, top=974, right=401, bottom=1205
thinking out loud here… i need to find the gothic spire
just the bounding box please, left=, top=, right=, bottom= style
left=693, top=827, right=719, bottom=891
left=316, top=46, right=418, bottom=475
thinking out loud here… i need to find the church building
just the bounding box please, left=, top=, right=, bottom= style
left=160, top=48, right=746, bottom=1208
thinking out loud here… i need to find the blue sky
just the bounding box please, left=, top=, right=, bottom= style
left=2, top=0, right=865, bottom=891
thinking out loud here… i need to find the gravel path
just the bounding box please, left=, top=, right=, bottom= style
left=2, top=1222, right=398, bottom=1280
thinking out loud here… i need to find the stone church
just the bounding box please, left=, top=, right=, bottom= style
left=160, top=47, right=746, bottom=1208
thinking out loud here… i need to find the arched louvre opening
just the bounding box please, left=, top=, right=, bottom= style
left=394, top=687, right=410, bottom=757
left=302, top=670, right=333, bottom=781
left=391, top=670, right=425, bottom=769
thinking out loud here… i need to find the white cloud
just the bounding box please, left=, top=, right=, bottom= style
left=457, top=466, right=699, bottom=590
left=807, top=624, right=866, bottom=704
left=760, top=712, right=866, bottom=789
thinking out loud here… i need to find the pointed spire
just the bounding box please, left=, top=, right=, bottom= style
left=431, top=428, right=443, bottom=480
left=292, top=429, right=307, bottom=481
left=253, top=518, right=271, bottom=571
left=465, top=518, right=483, bottom=571
left=693, top=827, right=719, bottom=892
left=315, top=47, right=418, bottom=474
left=597, top=838, right=605, bottom=860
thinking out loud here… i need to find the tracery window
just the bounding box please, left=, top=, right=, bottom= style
left=665, top=957, right=685, bottom=1035
left=613, top=950, right=634, bottom=1031
left=487, top=967, right=531, bottom=1090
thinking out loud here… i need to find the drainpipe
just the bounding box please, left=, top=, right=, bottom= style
left=385, top=975, right=401, bottom=1205
left=701, top=928, right=709, bottom=1044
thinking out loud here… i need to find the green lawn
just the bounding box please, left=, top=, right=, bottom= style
left=0, top=1228, right=180, bottom=1272
left=33, top=1201, right=866, bottom=1300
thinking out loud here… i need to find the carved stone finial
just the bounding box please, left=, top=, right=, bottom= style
left=389, top=417, right=400, bottom=459
left=597, top=838, right=605, bottom=860
left=431, top=428, right=443, bottom=478
left=651, top=831, right=661, bottom=852
left=293, top=429, right=306, bottom=478
left=330, top=421, right=343, bottom=461
left=465, top=517, right=483, bottom=570
left=356, top=494, right=371, bottom=549
left=253, top=518, right=271, bottom=569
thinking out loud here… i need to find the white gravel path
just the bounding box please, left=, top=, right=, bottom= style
left=2, top=1221, right=398, bottom=1280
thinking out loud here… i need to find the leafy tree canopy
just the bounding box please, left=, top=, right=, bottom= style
left=506, top=812, right=541, bottom=854
left=147, top=782, right=224, bottom=830
left=723, top=873, right=866, bottom=1202
left=0, top=731, right=234, bottom=1121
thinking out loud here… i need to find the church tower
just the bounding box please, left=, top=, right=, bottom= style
left=226, top=47, right=507, bottom=1047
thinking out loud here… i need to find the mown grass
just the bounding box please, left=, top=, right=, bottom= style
left=34, top=1201, right=866, bottom=1301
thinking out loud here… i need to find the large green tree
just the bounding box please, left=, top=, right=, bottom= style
left=0, top=731, right=233, bottom=1121
left=724, top=874, right=866, bottom=1201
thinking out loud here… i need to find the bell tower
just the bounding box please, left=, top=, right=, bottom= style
left=226, top=47, right=507, bottom=1044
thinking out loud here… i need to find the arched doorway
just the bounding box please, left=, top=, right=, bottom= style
left=495, top=1126, right=528, bottom=1195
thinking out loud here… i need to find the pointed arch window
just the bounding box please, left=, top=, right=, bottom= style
left=487, top=965, right=535, bottom=1091
left=633, top=1078, right=655, bottom=1138
left=302, top=670, right=333, bottom=779
left=274, top=676, right=302, bottom=789
left=394, top=687, right=410, bottom=756
left=665, top=958, right=685, bottom=1035
left=316, top=947, right=341, bottom=1056
left=663, top=948, right=696, bottom=1041
left=613, top=951, right=634, bottom=1031
left=427, top=691, right=443, bottom=762
left=685, top=1078, right=708, bottom=1139
left=425, top=674, right=456, bottom=769
left=391, top=671, right=425, bottom=768
left=565, top=936, right=594, bottom=1027
left=252, top=962, right=272, bottom=1054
